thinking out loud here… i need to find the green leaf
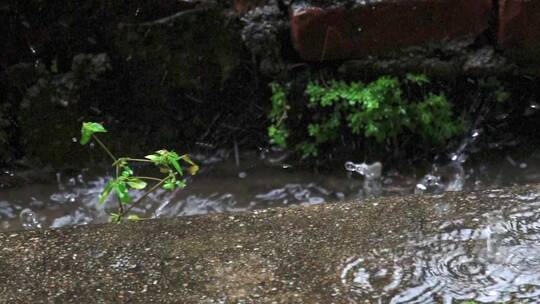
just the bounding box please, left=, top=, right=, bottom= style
left=116, top=159, right=128, bottom=168
left=156, top=149, right=169, bottom=157
left=181, top=154, right=199, bottom=176
left=145, top=154, right=160, bottom=163
left=163, top=181, right=175, bottom=190
left=114, top=182, right=131, bottom=204
left=169, top=157, right=183, bottom=176
left=127, top=178, right=147, bottom=190
left=121, top=166, right=133, bottom=178
left=406, top=73, right=430, bottom=85
left=146, top=150, right=179, bottom=168
left=99, top=181, right=114, bottom=205
left=268, top=125, right=288, bottom=147
left=80, top=122, right=107, bottom=145
left=127, top=214, right=143, bottom=221
left=110, top=212, right=121, bottom=223
left=180, top=154, right=196, bottom=166
left=187, top=165, right=199, bottom=175
left=176, top=180, right=186, bottom=189
left=162, top=174, right=176, bottom=190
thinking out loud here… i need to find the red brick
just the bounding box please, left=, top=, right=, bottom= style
left=291, top=0, right=492, bottom=62
left=498, top=0, right=540, bottom=51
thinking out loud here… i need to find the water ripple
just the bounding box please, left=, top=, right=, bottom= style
left=342, top=196, right=540, bottom=303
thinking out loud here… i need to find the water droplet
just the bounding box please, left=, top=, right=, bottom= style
left=19, top=208, right=42, bottom=229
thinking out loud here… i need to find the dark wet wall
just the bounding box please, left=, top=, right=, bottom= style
left=1, top=1, right=268, bottom=166
left=1, top=0, right=540, bottom=166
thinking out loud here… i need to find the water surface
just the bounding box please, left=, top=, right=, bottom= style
left=1, top=150, right=540, bottom=232
left=341, top=191, right=540, bottom=303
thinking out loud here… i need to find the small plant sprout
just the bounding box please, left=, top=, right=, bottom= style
left=80, top=122, right=199, bottom=223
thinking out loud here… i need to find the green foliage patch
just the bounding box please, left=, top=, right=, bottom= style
left=268, top=74, right=466, bottom=158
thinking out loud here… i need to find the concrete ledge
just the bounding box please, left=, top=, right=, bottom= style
left=2, top=184, right=540, bottom=303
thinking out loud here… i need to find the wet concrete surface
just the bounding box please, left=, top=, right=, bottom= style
left=2, top=184, right=540, bottom=303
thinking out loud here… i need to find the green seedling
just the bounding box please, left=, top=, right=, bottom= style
left=80, top=122, right=199, bottom=223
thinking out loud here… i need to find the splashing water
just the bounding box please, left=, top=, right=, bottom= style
left=345, top=161, right=383, bottom=197
left=415, top=128, right=480, bottom=195
left=19, top=208, right=42, bottom=229
left=416, top=162, right=466, bottom=195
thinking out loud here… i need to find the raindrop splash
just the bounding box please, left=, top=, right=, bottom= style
left=19, top=208, right=42, bottom=229
left=345, top=161, right=382, bottom=197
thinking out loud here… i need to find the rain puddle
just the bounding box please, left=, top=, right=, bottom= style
left=340, top=192, right=540, bottom=303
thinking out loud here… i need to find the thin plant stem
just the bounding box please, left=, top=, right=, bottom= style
left=133, top=176, right=163, bottom=182
left=117, top=196, right=124, bottom=214
left=126, top=158, right=153, bottom=163
left=119, top=176, right=168, bottom=219
left=112, top=158, right=153, bottom=166
left=92, top=135, right=116, bottom=162
left=91, top=134, right=123, bottom=214
left=115, top=164, right=124, bottom=214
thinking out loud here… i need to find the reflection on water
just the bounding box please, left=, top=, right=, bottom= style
left=341, top=193, right=540, bottom=303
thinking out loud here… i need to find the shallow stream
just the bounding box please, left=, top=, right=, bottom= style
left=2, top=148, right=540, bottom=233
